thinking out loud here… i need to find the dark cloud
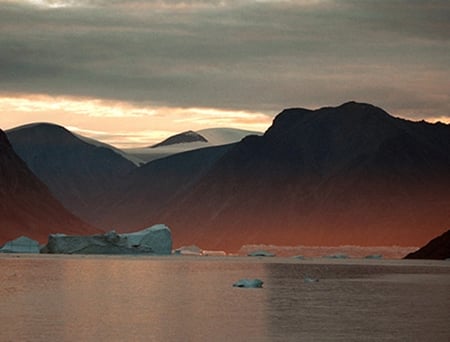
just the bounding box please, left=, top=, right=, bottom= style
left=0, top=0, right=449, bottom=117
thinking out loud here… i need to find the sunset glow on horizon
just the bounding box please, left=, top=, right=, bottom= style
left=0, top=93, right=273, bottom=147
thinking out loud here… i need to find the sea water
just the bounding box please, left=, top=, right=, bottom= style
left=0, top=255, right=449, bottom=341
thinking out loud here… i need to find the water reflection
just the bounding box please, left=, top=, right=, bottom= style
left=1, top=256, right=449, bottom=341
left=263, top=261, right=450, bottom=341
left=0, top=256, right=272, bottom=341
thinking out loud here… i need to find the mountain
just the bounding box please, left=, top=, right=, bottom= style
left=75, top=133, right=144, bottom=166
left=124, top=128, right=262, bottom=163
left=0, top=129, right=98, bottom=244
left=404, top=230, right=450, bottom=260
left=6, top=123, right=137, bottom=224
left=151, top=130, right=208, bottom=147
left=146, top=102, right=450, bottom=251
left=7, top=103, right=448, bottom=252
left=92, top=144, right=235, bottom=230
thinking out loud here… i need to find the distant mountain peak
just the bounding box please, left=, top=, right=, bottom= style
left=266, top=101, right=396, bottom=140
left=8, top=122, right=70, bottom=134
left=335, top=101, right=392, bottom=116
left=6, top=122, right=84, bottom=148
left=151, top=130, right=208, bottom=148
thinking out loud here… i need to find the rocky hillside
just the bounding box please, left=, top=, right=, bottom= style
left=6, top=123, right=137, bottom=224
left=153, top=102, right=450, bottom=250
left=0, top=129, right=99, bottom=244
left=405, top=230, right=450, bottom=260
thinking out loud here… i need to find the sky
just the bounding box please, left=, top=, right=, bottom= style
left=0, top=0, right=449, bottom=148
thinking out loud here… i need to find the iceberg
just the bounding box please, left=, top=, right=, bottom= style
left=233, top=278, right=264, bottom=288
left=123, top=225, right=172, bottom=255
left=174, top=245, right=203, bottom=256
left=0, top=236, right=40, bottom=253
left=364, top=254, right=383, bottom=259
left=304, top=276, right=319, bottom=283
left=247, top=250, right=275, bottom=257
left=323, top=253, right=348, bottom=259
left=43, top=225, right=172, bottom=255
left=201, top=250, right=227, bottom=256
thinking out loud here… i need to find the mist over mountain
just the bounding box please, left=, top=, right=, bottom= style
left=124, top=128, right=262, bottom=163
left=0, top=129, right=98, bottom=244
left=6, top=123, right=137, bottom=224
left=150, top=102, right=450, bottom=250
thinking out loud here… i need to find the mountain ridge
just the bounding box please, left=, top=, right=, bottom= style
left=151, top=102, right=450, bottom=250
left=6, top=123, right=137, bottom=224
left=0, top=129, right=99, bottom=244
left=5, top=102, right=449, bottom=252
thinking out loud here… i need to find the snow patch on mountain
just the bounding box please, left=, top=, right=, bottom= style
left=124, top=128, right=262, bottom=163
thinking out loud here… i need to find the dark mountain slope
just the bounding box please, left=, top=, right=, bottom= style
left=6, top=123, right=137, bottom=223
left=93, top=144, right=235, bottom=231
left=405, top=229, right=450, bottom=260
left=0, top=129, right=98, bottom=244
left=153, top=102, right=450, bottom=250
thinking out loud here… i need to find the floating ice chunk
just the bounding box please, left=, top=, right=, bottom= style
left=174, top=245, right=202, bottom=256
left=304, top=276, right=319, bottom=283
left=0, top=236, right=40, bottom=253
left=323, top=253, right=348, bottom=259
left=247, top=250, right=275, bottom=257
left=123, top=224, right=172, bottom=255
left=233, top=279, right=264, bottom=288
left=364, top=254, right=383, bottom=259
left=202, top=250, right=227, bottom=256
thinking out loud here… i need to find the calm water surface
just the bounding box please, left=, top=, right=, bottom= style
left=1, top=255, right=449, bottom=341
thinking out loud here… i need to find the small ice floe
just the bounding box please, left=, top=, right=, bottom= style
left=303, top=276, right=319, bottom=283
left=0, top=236, right=40, bottom=254
left=174, top=245, right=202, bottom=256
left=247, top=250, right=275, bottom=257
left=201, top=250, right=227, bottom=256
left=323, top=253, right=348, bottom=259
left=233, top=278, right=264, bottom=288
left=364, top=254, right=383, bottom=259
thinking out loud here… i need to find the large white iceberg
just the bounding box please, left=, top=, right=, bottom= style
left=44, top=224, right=172, bottom=255
left=0, top=236, right=40, bottom=253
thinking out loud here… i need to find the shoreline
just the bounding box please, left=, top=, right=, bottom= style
left=1, top=252, right=449, bottom=268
